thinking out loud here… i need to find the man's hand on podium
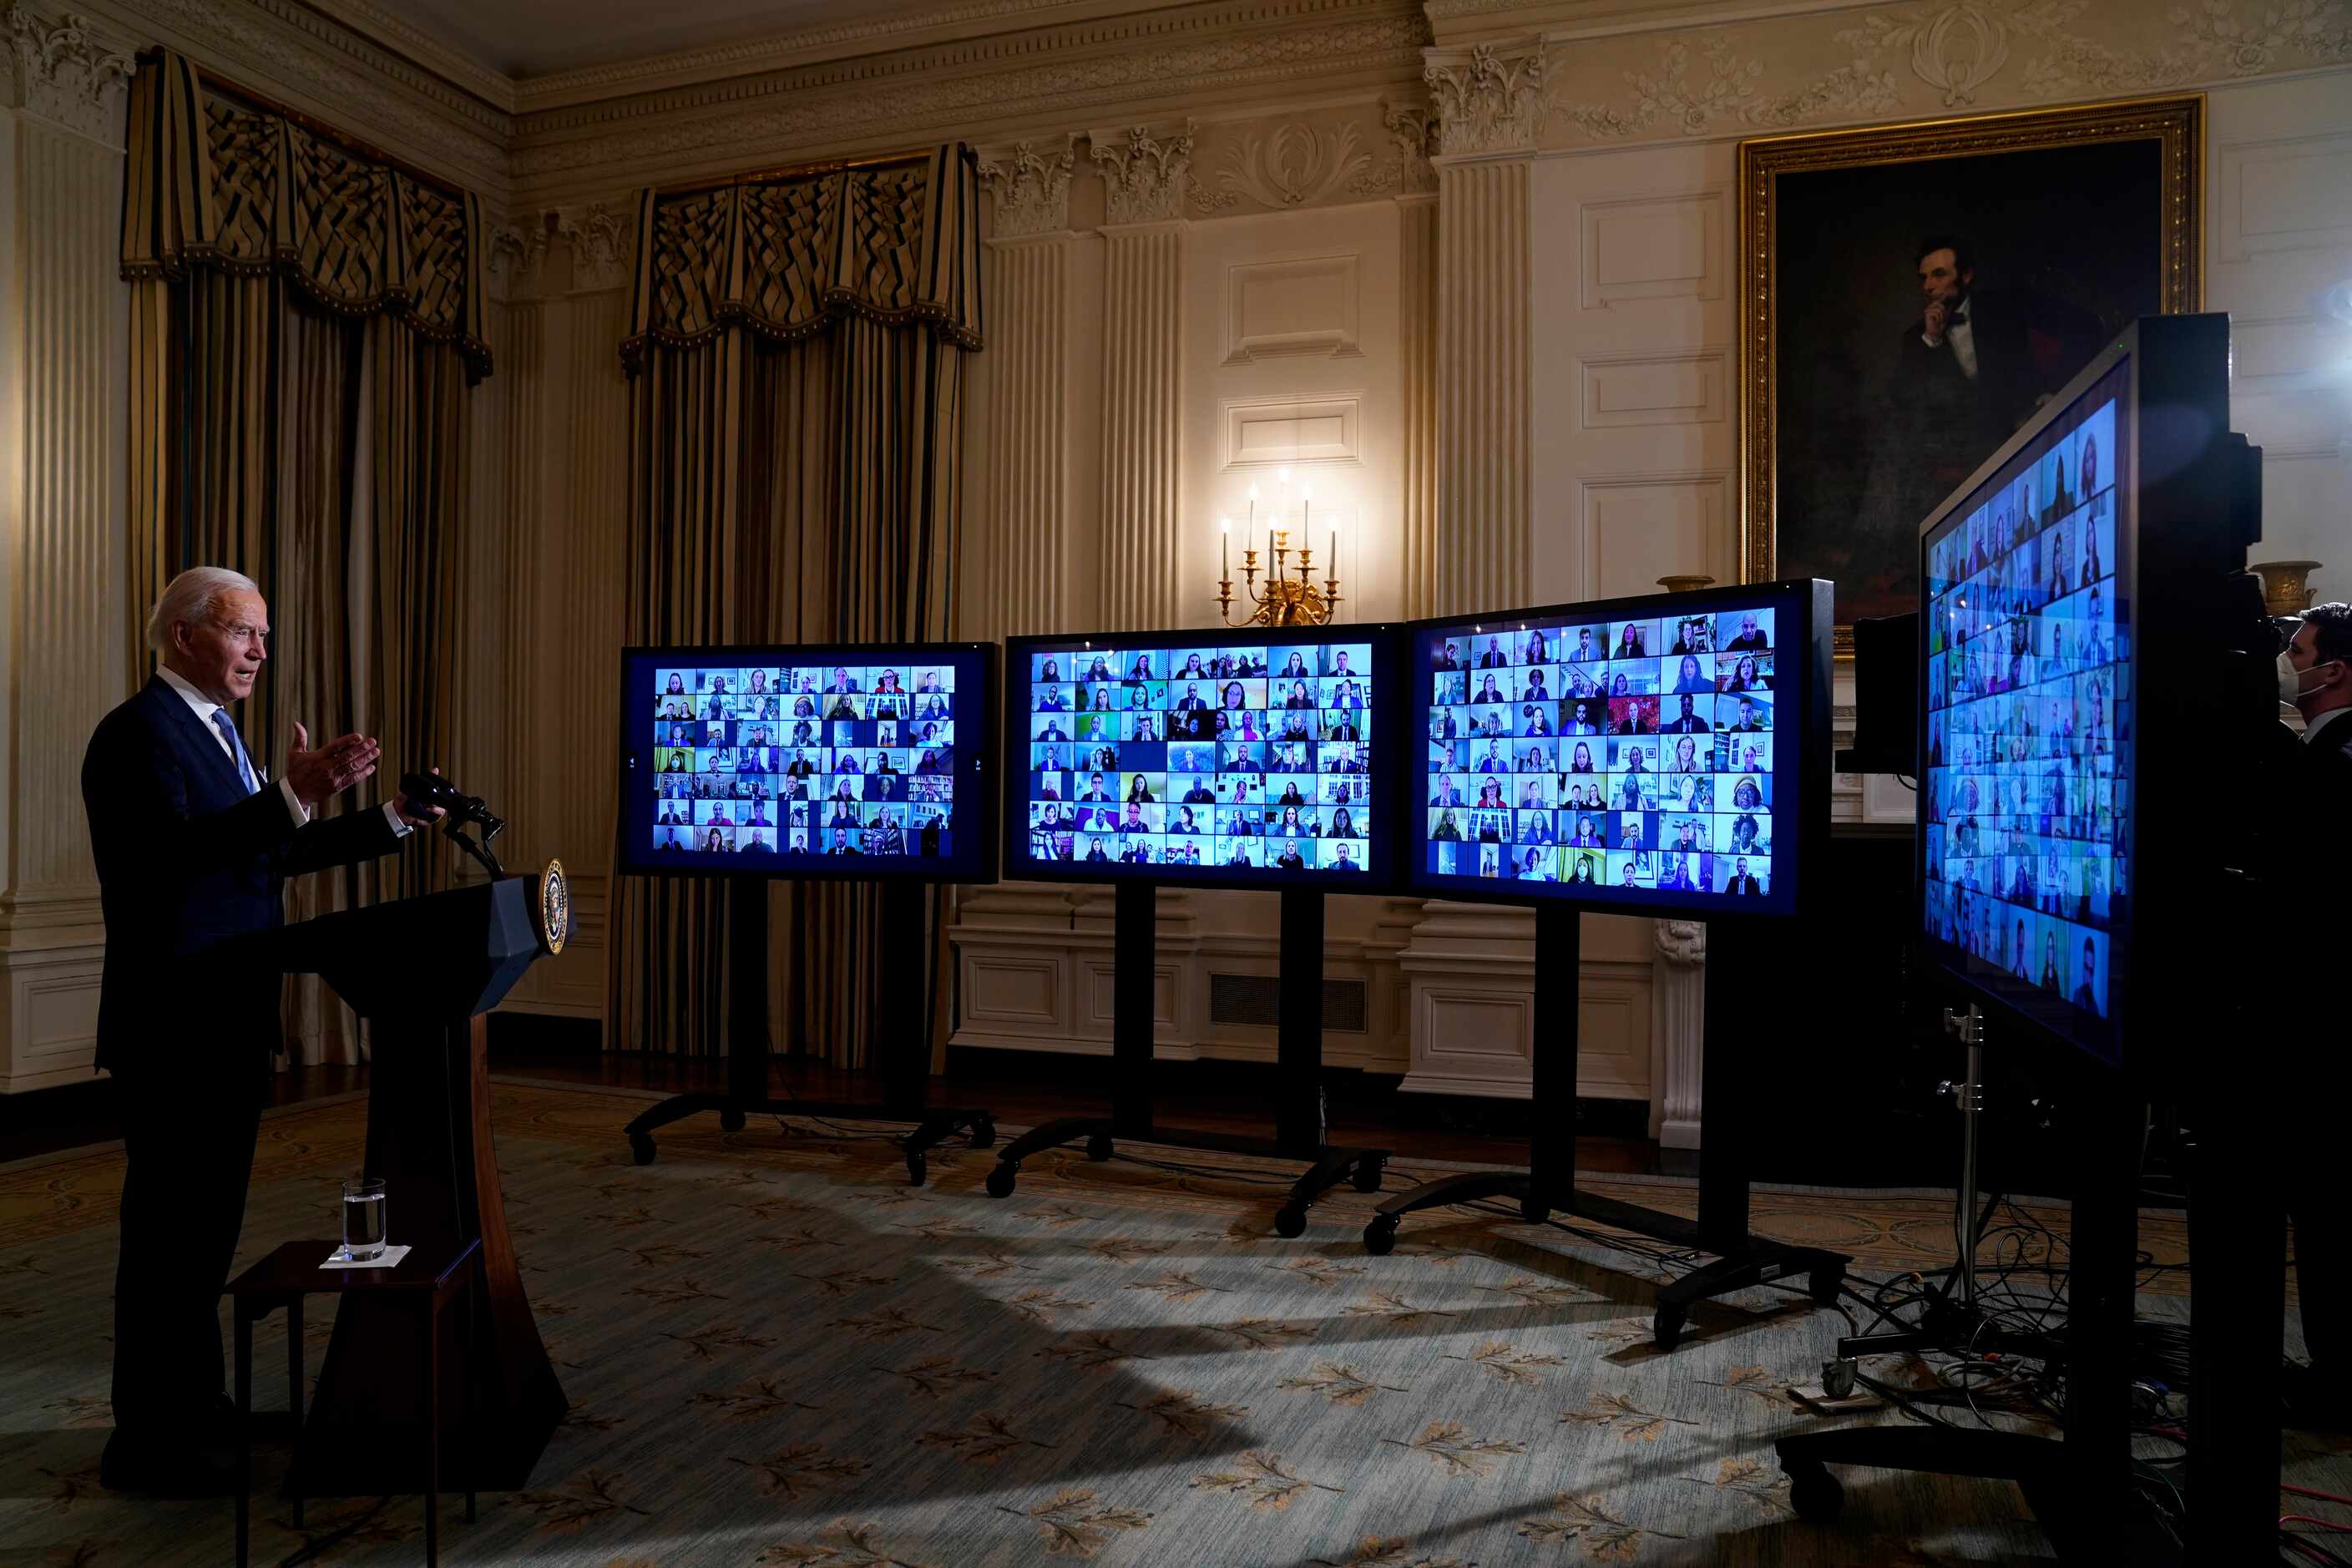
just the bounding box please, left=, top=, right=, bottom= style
left=286, top=723, right=380, bottom=808
left=393, top=766, right=450, bottom=828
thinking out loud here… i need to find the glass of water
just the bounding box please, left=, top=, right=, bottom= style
left=341, top=1176, right=387, bottom=1262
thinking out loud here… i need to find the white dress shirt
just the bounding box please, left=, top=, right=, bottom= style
left=1925, top=298, right=1979, bottom=381
left=156, top=665, right=411, bottom=837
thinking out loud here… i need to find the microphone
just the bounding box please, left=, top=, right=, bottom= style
left=399, top=771, right=504, bottom=837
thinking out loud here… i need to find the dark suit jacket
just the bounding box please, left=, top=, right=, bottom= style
left=83, top=676, right=401, bottom=1073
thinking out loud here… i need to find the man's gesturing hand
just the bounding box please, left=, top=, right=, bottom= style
left=1924, top=299, right=1949, bottom=346
left=285, top=721, right=381, bottom=808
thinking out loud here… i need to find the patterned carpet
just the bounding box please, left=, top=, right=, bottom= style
left=0, top=1079, right=2335, bottom=1566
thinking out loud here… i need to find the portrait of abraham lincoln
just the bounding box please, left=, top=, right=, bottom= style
left=1744, top=100, right=2199, bottom=634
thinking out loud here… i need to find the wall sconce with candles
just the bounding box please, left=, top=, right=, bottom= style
left=1216, top=468, right=1346, bottom=627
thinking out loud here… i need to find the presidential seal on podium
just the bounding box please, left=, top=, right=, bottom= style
left=534, top=859, right=571, bottom=956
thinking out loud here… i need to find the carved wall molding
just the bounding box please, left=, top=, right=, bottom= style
left=1425, top=39, right=1548, bottom=155
left=1091, top=120, right=1194, bottom=225
left=6, top=5, right=133, bottom=144
left=979, top=133, right=1078, bottom=238
left=1540, top=0, right=2352, bottom=149
left=1194, top=120, right=1372, bottom=212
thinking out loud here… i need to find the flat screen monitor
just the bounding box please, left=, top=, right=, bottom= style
left=1400, top=582, right=1831, bottom=917
left=1001, top=626, right=1397, bottom=889
left=615, top=643, right=998, bottom=882
left=1920, top=358, right=2131, bottom=1058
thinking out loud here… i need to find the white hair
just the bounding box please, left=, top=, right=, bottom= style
left=145, top=566, right=259, bottom=653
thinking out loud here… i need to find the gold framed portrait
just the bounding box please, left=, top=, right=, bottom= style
left=1736, top=95, right=2203, bottom=654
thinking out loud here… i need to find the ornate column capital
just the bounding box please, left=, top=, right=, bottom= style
left=5, top=5, right=133, bottom=147
left=979, top=134, right=1078, bottom=240
left=490, top=201, right=635, bottom=299
left=552, top=202, right=633, bottom=292
left=1382, top=96, right=1439, bottom=195
left=1089, top=121, right=1193, bottom=225
left=1424, top=39, right=1548, bottom=158
left=1653, top=917, right=1707, bottom=968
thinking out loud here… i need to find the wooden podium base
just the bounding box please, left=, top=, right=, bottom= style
left=291, top=1015, right=566, bottom=1495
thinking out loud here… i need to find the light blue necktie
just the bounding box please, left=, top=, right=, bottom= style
left=210, top=709, right=259, bottom=796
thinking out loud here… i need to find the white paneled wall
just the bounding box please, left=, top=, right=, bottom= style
left=2206, top=74, right=2352, bottom=604
left=0, top=37, right=130, bottom=1091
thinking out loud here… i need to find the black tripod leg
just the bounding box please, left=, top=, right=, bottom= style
left=1361, top=1171, right=1535, bottom=1255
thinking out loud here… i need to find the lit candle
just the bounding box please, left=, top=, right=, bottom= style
left=1220, top=518, right=1230, bottom=578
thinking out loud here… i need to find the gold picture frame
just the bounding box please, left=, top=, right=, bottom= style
left=1736, top=95, right=2203, bottom=656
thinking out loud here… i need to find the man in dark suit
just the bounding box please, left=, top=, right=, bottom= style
left=1726, top=856, right=1762, bottom=895
left=83, top=568, right=436, bottom=1495
left=2271, top=604, right=2352, bottom=1426
left=1662, top=695, right=1707, bottom=735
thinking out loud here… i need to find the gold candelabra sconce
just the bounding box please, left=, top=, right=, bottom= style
left=1215, top=472, right=1345, bottom=628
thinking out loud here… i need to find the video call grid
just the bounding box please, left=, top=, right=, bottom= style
left=1013, top=641, right=1378, bottom=873
left=648, top=662, right=962, bottom=858
left=1922, top=385, right=2127, bottom=1024
left=1416, top=610, right=1781, bottom=896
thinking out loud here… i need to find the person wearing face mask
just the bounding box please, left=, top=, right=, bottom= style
left=2282, top=602, right=2352, bottom=760
left=2269, top=602, right=2352, bottom=1429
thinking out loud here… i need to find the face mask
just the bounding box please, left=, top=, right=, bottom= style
left=2280, top=650, right=2340, bottom=707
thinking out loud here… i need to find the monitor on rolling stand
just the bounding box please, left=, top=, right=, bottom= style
left=1366, top=579, right=1849, bottom=1351
left=614, top=642, right=1002, bottom=1185
left=1776, top=313, right=2277, bottom=1565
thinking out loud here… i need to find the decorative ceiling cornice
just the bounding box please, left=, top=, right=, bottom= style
left=307, top=0, right=517, bottom=113
left=508, top=0, right=1147, bottom=110
left=508, top=0, right=1429, bottom=190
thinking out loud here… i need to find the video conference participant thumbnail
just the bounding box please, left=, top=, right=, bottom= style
left=1422, top=608, right=1780, bottom=898
left=1921, top=387, right=2125, bottom=1026
left=649, top=661, right=959, bottom=859
left=1019, top=641, right=1374, bottom=876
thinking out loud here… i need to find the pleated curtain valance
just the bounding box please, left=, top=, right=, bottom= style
left=620, top=147, right=984, bottom=373
left=119, top=51, right=493, bottom=382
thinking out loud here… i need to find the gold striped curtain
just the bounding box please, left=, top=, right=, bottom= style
left=613, top=149, right=983, bottom=1067
left=119, top=52, right=488, bottom=1065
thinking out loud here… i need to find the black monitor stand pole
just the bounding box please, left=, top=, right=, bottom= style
left=623, top=878, right=995, bottom=1185
left=1361, top=907, right=1849, bottom=1349
left=984, top=880, right=1388, bottom=1236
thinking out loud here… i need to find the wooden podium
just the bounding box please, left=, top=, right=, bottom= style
left=270, top=865, right=572, bottom=1495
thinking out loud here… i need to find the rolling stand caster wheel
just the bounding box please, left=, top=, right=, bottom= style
left=984, top=1161, right=1019, bottom=1198
left=1363, top=1215, right=1399, bottom=1256
left=1651, top=1302, right=1687, bottom=1351
left=1786, top=1461, right=1843, bottom=1522
left=629, top=1132, right=655, bottom=1166
left=1808, top=1267, right=1843, bottom=1306
left=1085, top=1134, right=1115, bottom=1162
left=1351, top=1157, right=1386, bottom=1194
left=1273, top=1204, right=1309, bottom=1239
left=904, top=1150, right=928, bottom=1187
left=969, top=1115, right=997, bottom=1150
left=719, top=1108, right=746, bottom=1133
left=1518, top=1194, right=1550, bottom=1225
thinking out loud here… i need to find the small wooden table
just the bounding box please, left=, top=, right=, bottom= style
left=227, top=1238, right=481, bottom=1566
